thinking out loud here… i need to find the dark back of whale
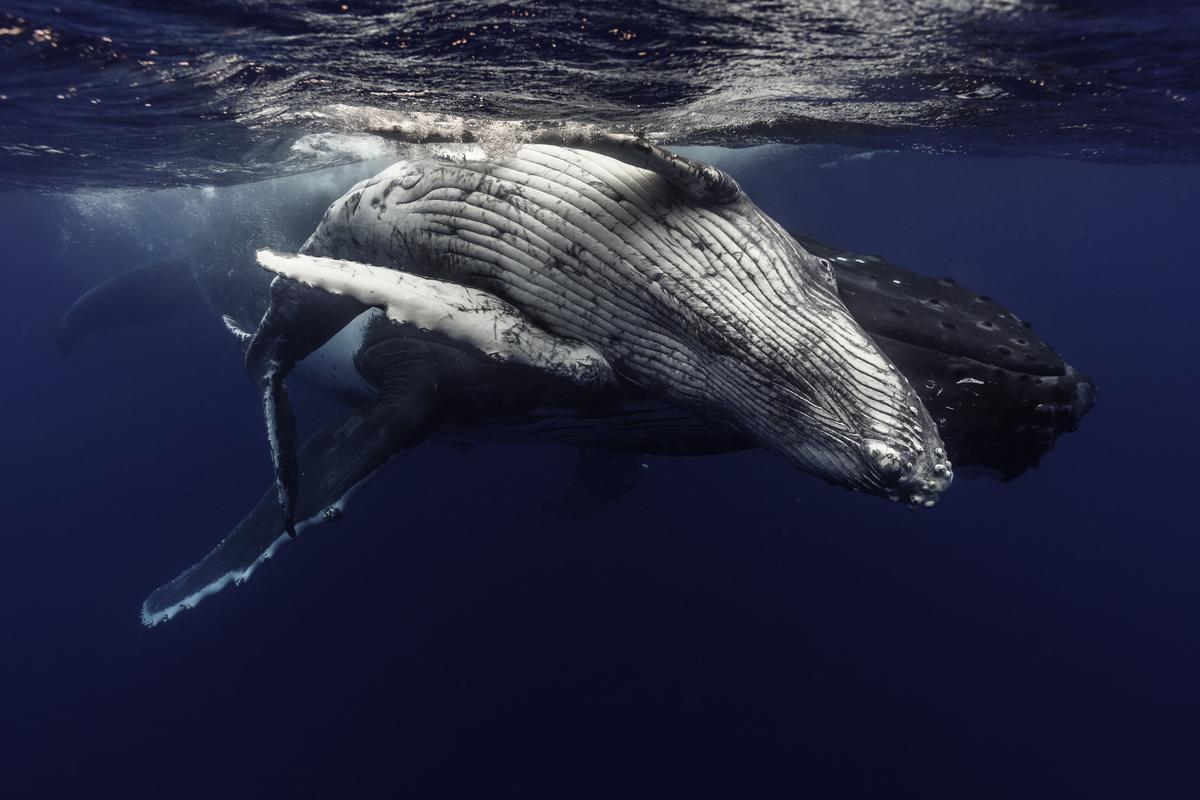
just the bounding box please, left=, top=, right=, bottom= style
left=792, top=233, right=1096, bottom=480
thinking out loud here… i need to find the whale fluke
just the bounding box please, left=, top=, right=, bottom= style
left=56, top=260, right=203, bottom=352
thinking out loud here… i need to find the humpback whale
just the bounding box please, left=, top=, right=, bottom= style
left=249, top=135, right=954, bottom=534
left=58, top=137, right=1095, bottom=625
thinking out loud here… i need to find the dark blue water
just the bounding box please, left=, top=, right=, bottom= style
left=2, top=2, right=1199, bottom=798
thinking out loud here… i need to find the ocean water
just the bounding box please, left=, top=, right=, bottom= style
left=1, top=2, right=1198, bottom=798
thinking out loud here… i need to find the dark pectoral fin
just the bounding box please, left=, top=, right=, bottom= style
left=245, top=274, right=367, bottom=386
left=245, top=274, right=368, bottom=533
left=142, top=362, right=441, bottom=626
left=57, top=260, right=202, bottom=353
left=263, top=367, right=299, bottom=536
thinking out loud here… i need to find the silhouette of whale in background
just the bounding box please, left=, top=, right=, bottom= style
left=56, top=259, right=205, bottom=354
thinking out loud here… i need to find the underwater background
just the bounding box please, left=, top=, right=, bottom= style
left=2, top=2, right=1199, bottom=798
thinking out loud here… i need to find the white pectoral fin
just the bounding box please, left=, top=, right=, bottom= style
left=255, top=249, right=616, bottom=389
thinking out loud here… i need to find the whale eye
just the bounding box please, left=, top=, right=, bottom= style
left=816, top=257, right=835, bottom=284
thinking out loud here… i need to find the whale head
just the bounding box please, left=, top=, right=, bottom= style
left=647, top=221, right=953, bottom=506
